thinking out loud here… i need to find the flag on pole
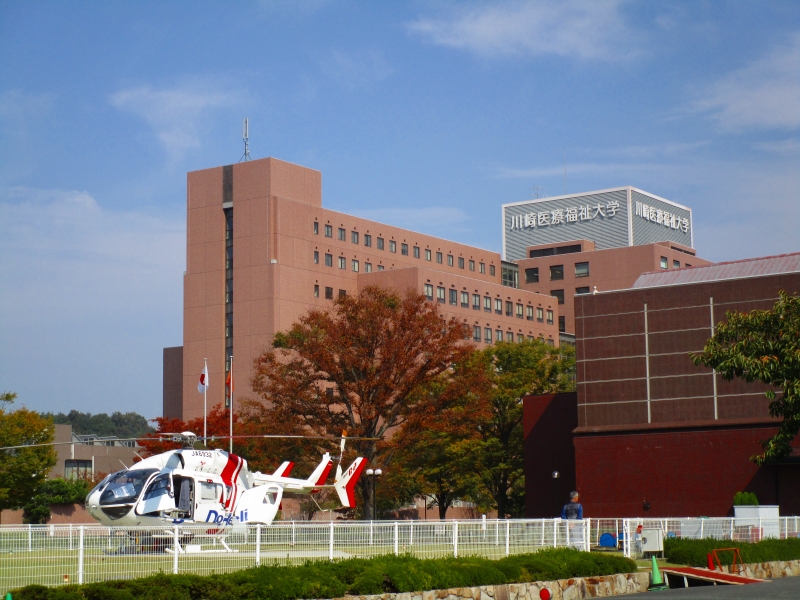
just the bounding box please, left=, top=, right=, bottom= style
left=198, top=364, right=209, bottom=393
left=226, top=370, right=233, bottom=395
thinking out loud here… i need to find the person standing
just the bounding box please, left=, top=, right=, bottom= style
left=561, top=491, right=583, bottom=520
left=561, top=491, right=584, bottom=548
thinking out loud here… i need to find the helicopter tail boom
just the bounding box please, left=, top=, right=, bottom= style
left=333, top=457, right=366, bottom=508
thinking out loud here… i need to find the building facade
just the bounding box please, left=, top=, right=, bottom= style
left=165, top=157, right=559, bottom=421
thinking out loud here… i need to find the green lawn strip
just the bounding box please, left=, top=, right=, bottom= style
left=10, top=549, right=636, bottom=600
left=664, top=538, right=800, bottom=567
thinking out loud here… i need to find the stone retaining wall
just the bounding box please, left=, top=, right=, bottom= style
left=720, top=558, right=800, bottom=579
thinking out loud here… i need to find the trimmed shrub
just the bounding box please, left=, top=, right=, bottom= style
left=12, top=550, right=637, bottom=600
left=665, top=537, right=800, bottom=567
left=733, top=492, right=759, bottom=506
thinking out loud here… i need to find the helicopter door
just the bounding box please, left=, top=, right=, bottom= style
left=135, top=474, right=176, bottom=515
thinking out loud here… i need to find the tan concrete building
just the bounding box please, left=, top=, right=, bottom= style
left=165, top=157, right=559, bottom=421
left=517, top=239, right=711, bottom=335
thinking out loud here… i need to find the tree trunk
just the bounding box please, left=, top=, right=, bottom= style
left=437, top=494, right=449, bottom=520
left=360, top=477, right=375, bottom=520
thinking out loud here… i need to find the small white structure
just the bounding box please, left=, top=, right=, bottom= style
left=734, top=505, right=780, bottom=540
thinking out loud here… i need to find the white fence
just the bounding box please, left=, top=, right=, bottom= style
left=0, top=518, right=589, bottom=594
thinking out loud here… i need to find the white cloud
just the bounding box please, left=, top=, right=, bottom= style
left=319, top=50, right=392, bottom=89
left=752, top=139, right=800, bottom=155
left=109, top=80, right=241, bottom=160
left=0, top=187, right=185, bottom=416
left=407, top=0, right=635, bottom=61
left=689, top=32, right=800, bottom=132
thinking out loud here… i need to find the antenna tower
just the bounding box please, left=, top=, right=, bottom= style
left=240, top=118, right=251, bottom=162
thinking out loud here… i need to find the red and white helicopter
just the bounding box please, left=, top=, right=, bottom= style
left=82, top=432, right=366, bottom=528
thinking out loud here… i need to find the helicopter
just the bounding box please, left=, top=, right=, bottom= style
left=83, top=431, right=366, bottom=528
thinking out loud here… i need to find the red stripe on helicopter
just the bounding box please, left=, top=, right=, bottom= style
left=220, top=453, right=245, bottom=510
left=343, top=459, right=367, bottom=507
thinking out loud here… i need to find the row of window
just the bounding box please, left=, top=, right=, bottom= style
left=313, top=251, right=385, bottom=273
left=548, top=287, right=591, bottom=305
left=421, top=284, right=555, bottom=324
left=525, top=262, right=589, bottom=284
left=313, top=222, right=496, bottom=275
left=471, top=326, right=554, bottom=346
left=661, top=257, right=691, bottom=270
left=314, top=285, right=348, bottom=300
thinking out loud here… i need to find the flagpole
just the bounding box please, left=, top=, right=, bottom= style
left=203, top=358, right=207, bottom=442
left=229, top=355, right=233, bottom=454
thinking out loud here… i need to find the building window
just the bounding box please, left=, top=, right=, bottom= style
left=339, top=289, right=347, bottom=297
left=502, top=265, right=519, bottom=288
left=401, top=243, right=409, bottom=256
left=558, top=316, right=566, bottom=332
left=314, top=284, right=319, bottom=298
left=673, top=260, right=680, bottom=268
left=495, top=298, right=503, bottom=314
left=576, top=286, right=590, bottom=295
left=338, top=228, right=346, bottom=241
left=413, top=246, right=420, bottom=258
left=473, top=326, right=481, bottom=343
left=325, top=224, right=332, bottom=237
left=325, top=287, right=333, bottom=299
left=377, top=265, right=384, bottom=271
left=484, top=296, right=492, bottom=312
left=575, top=262, right=589, bottom=278
left=526, top=305, right=534, bottom=321
left=437, top=286, right=445, bottom=303
left=390, top=240, right=397, bottom=253
left=425, top=249, right=431, bottom=261
left=546, top=338, right=554, bottom=346
left=506, top=331, right=514, bottom=342
left=546, top=309, right=554, bottom=325
left=505, top=301, right=513, bottom=316
left=449, top=289, right=458, bottom=305
left=377, top=237, right=384, bottom=250
left=338, top=256, right=346, bottom=269
left=490, top=265, right=496, bottom=276
left=660, top=256, right=668, bottom=269
left=473, top=294, right=481, bottom=310
left=365, top=262, right=372, bottom=273
left=550, top=265, right=564, bottom=280
left=352, top=259, right=359, bottom=272
left=447, top=254, right=454, bottom=266
left=484, top=328, right=492, bottom=343
left=325, top=253, right=333, bottom=267
left=313, top=251, right=319, bottom=264
left=517, top=333, right=524, bottom=343
left=525, top=268, right=539, bottom=284
left=424, top=284, right=434, bottom=301
left=469, top=260, right=475, bottom=271
left=364, top=234, right=372, bottom=247
left=479, top=262, right=485, bottom=274
left=516, top=303, right=523, bottom=319
left=461, top=291, right=469, bottom=308
left=436, top=251, right=443, bottom=264
left=65, top=459, right=92, bottom=479
left=352, top=231, right=359, bottom=244
left=537, top=307, right=544, bottom=322
left=458, top=257, right=465, bottom=269
left=551, top=289, right=565, bottom=304
left=686, top=263, right=692, bottom=268
left=313, top=222, right=319, bottom=235
left=495, top=330, right=503, bottom=343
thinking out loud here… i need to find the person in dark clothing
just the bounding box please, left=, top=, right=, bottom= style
left=561, top=491, right=583, bottom=520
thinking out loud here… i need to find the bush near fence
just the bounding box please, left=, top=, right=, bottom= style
left=11, top=550, right=637, bottom=600
left=665, top=538, right=800, bottom=567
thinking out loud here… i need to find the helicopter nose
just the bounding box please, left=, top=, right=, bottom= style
left=86, top=489, right=101, bottom=517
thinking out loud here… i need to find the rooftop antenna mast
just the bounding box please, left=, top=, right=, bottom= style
left=239, top=118, right=251, bottom=162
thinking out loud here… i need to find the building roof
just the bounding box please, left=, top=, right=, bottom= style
left=632, top=252, right=800, bottom=289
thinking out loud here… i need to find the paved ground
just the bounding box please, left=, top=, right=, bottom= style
left=653, top=576, right=800, bottom=598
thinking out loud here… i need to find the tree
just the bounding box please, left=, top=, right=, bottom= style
left=43, top=410, right=153, bottom=438
left=455, top=340, right=576, bottom=518
left=250, top=285, right=475, bottom=519
left=0, top=392, right=57, bottom=512
left=692, top=291, right=800, bottom=464
left=23, top=477, right=92, bottom=524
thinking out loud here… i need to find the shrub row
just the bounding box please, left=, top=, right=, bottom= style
left=12, top=549, right=636, bottom=600
left=665, top=537, right=800, bottom=567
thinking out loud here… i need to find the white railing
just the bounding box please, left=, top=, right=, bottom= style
left=0, top=518, right=590, bottom=594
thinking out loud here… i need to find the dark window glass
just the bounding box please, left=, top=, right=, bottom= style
left=313, top=222, right=319, bottom=235
left=325, top=287, right=333, bottom=299
left=529, top=244, right=582, bottom=258
left=469, top=260, right=475, bottom=271
left=673, top=260, right=680, bottom=268
left=458, top=257, right=465, bottom=269
left=413, top=246, right=420, bottom=258
left=338, top=228, right=346, bottom=241
left=546, top=309, right=554, bottom=325
left=473, top=294, right=480, bottom=310
left=484, top=328, right=492, bottom=343
left=449, top=289, right=458, bottom=305
left=436, top=252, right=443, bottom=264
left=505, top=301, right=513, bottom=316
left=495, top=298, right=502, bottom=314
left=377, top=237, right=384, bottom=250
left=338, top=256, right=346, bottom=269
left=537, top=307, right=544, bottom=322
left=424, top=284, right=434, bottom=301
left=473, top=326, right=481, bottom=343
left=365, top=262, right=372, bottom=273
left=525, top=268, right=539, bottom=284
left=490, top=265, right=496, bottom=276
left=559, top=316, right=566, bottom=332
left=660, top=256, right=668, bottom=269
left=550, top=265, right=564, bottom=280
left=526, top=305, right=534, bottom=320
left=516, top=303, right=523, bottom=319
left=324, top=224, right=332, bottom=237
left=447, top=255, right=454, bottom=266
left=352, top=231, right=359, bottom=244
left=339, top=289, right=346, bottom=297
left=437, top=286, right=445, bottom=303
left=484, top=296, right=491, bottom=312
left=313, top=251, right=319, bottom=264
left=575, top=262, right=589, bottom=278
left=461, top=291, right=469, bottom=308
left=313, top=284, right=319, bottom=298
left=390, top=240, right=397, bottom=253
left=551, top=289, right=565, bottom=304
left=479, top=262, right=485, bottom=273
left=576, top=286, right=590, bottom=295
left=325, top=253, right=333, bottom=267
left=401, top=243, right=408, bottom=255
left=377, top=265, right=384, bottom=271
left=364, top=234, right=372, bottom=247
left=425, top=249, right=431, bottom=261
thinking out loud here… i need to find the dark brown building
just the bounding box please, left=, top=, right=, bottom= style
left=525, top=253, right=800, bottom=517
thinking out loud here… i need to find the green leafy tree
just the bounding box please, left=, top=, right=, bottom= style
left=43, top=410, right=153, bottom=438
left=23, top=478, right=92, bottom=524
left=456, top=340, right=576, bottom=518
left=0, top=392, right=57, bottom=511
left=692, top=291, right=800, bottom=464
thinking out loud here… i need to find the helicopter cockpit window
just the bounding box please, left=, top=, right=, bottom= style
left=99, top=469, right=157, bottom=506
left=143, top=474, right=172, bottom=501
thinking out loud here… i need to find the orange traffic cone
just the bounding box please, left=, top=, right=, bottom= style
left=707, top=553, right=715, bottom=570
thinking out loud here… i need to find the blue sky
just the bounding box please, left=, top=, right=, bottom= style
left=1, top=1, right=798, bottom=419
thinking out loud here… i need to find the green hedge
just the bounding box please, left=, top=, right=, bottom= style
left=11, top=549, right=636, bottom=600
left=665, top=538, right=800, bottom=567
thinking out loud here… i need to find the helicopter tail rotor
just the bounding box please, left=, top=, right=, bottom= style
left=334, top=457, right=366, bottom=508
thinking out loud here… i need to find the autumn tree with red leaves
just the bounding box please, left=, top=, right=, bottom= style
left=250, top=285, right=475, bottom=519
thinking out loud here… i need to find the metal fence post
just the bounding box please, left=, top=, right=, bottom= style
left=700, top=519, right=704, bottom=539
left=393, top=522, right=398, bottom=555
left=328, top=522, right=334, bottom=561
left=78, top=526, right=84, bottom=584
left=505, top=520, right=510, bottom=556
left=496, top=518, right=500, bottom=546
left=369, top=520, right=373, bottom=546
left=553, top=519, right=557, bottom=548
left=540, top=519, right=545, bottom=546
left=409, top=521, right=413, bottom=546
left=69, top=524, right=73, bottom=550
left=291, top=520, right=295, bottom=546
left=585, top=518, right=590, bottom=552
left=28, top=524, right=32, bottom=553
left=255, top=524, right=261, bottom=567
left=730, top=518, right=734, bottom=540
left=453, top=520, right=458, bottom=557
left=173, top=526, right=179, bottom=574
